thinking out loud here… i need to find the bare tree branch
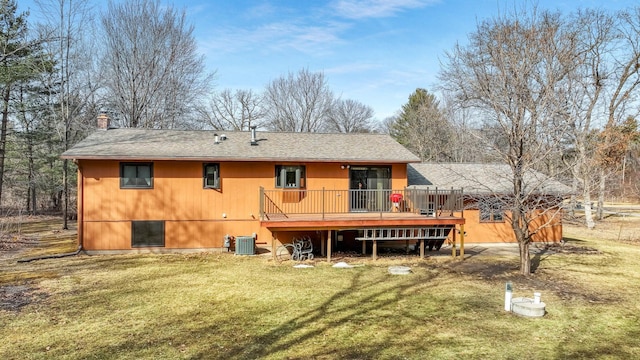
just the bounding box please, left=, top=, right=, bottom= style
left=325, top=98, right=374, bottom=133
left=100, top=0, right=213, bottom=129
left=200, top=89, right=265, bottom=131
left=263, top=68, right=333, bottom=132
left=439, top=6, right=576, bottom=275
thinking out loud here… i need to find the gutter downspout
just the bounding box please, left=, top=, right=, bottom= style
left=18, top=246, right=82, bottom=263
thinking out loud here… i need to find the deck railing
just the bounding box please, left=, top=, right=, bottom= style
left=259, top=187, right=464, bottom=220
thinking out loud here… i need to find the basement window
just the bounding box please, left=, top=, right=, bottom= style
left=275, top=165, right=306, bottom=188
left=203, top=163, right=220, bottom=189
left=131, top=221, right=165, bottom=247
left=479, top=199, right=505, bottom=223
left=120, top=163, right=153, bottom=188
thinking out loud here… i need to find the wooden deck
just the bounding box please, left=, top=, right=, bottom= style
left=261, top=212, right=464, bottom=230
left=263, top=212, right=467, bottom=261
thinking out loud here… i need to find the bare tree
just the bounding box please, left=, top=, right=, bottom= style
left=325, top=98, right=374, bottom=133
left=440, top=94, right=488, bottom=163
left=34, top=0, right=99, bottom=227
left=263, top=68, right=333, bottom=132
left=200, top=89, right=265, bottom=131
left=378, top=115, right=396, bottom=135
left=100, top=0, right=212, bottom=129
left=560, top=8, right=640, bottom=228
left=554, top=9, right=613, bottom=227
left=594, top=7, right=640, bottom=220
left=439, top=7, right=577, bottom=275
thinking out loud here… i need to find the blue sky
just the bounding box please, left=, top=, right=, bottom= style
left=18, top=0, right=639, bottom=121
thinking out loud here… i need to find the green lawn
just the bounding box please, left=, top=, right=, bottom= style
left=1, top=217, right=639, bottom=359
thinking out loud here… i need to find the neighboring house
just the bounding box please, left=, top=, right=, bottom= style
left=407, top=163, right=571, bottom=244
left=61, top=116, right=466, bottom=259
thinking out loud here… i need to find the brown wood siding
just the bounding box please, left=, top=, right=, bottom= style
left=78, top=159, right=562, bottom=250
left=79, top=160, right=394, bottom=251
left=453, top=209, right=563, bottom=243
left=85, top=221, right=130, bottom=250
left=391, top=164, right=408, bottom=189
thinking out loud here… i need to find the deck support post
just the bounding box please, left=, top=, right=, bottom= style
left=452, top=229, right=457, bottom=258
left=362, top=239, right=366, bottom=255
left=372, top=239, right=377, bottom=260
left=327, top=230, right=332, bottom=262
left=419, top=239, right=424, bottom=259
left=272, top=232, right=277, bottom=261
left=460, top=224, right=465, bottom=260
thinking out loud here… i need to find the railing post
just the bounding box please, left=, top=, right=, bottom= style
left=450, top=187, right=455, bottom=216
left=461, top=187, right=464, bottom=216
left=259, top=186, right=264, bottom=220
left=375, top=190, right=382, bottom=219
left=322, top=187, right=325, bottom=220
left=435, top=186, right=439, bottom=218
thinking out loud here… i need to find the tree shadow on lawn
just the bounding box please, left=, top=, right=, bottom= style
left=186, top=258, right=624, bottom=359
left=68, top=268, right=441, bottom=359
left=189, top=270, right=441, bottom=359
left=8, top=253, right=626, bottom=359
left=439, top=250, right=617, bottom=304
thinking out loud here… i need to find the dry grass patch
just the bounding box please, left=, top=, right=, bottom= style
left=1, top=217, right=640, bottom=359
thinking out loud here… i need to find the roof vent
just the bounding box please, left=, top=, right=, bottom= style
left=214, top=133, right=220, bottom=144
left=220, top=134, right=227, bottom=140
left=250, top=126, right=258, bottom=146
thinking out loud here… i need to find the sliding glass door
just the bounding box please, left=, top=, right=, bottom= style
left=349, top=166, right=391, bottom=212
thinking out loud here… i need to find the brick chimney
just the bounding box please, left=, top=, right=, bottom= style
left=97, top=113, right=110, bottom=130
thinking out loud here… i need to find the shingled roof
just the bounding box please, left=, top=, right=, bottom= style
left=408, top=163, right=572, bottom=195
left=61, top=128, right=421, bottom=163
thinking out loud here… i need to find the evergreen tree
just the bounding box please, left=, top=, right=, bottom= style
left=0, top=0, right=43, bottom=206
left=390, top=88, right=454, bottom=161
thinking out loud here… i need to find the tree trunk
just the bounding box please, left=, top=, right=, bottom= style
left=569, top=174, right=578, bottom=219
left=0, top=86, right=10, bottom=206
left=583, top=186, right=595, bottom=229
left=519, top=240, right=531, bottom=275
left=597, top=169, right=605, bottom=220
left=26, top=186, right=31, bottom=213
left=30, top=186, right=36, bottom=215
left=621, top=153, right=626, bottom=199
left=28, top=139, right=35, bottom=215
left=512, top=207, right=532, bottom=275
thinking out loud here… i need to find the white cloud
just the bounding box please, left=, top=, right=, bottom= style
left=201, top=19, right=349, bottom=57
left=324, top=62, right=381, bottom=75
left=331, top=0, right=440, bottom=19
left=243, top=3, right=278, bottom=20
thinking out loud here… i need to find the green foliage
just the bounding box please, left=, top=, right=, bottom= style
left=390, top=88, right=454, bottom=161
left=0, top=0, right=33, bottom=84
left=0, top=0, right=68, bottom=211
